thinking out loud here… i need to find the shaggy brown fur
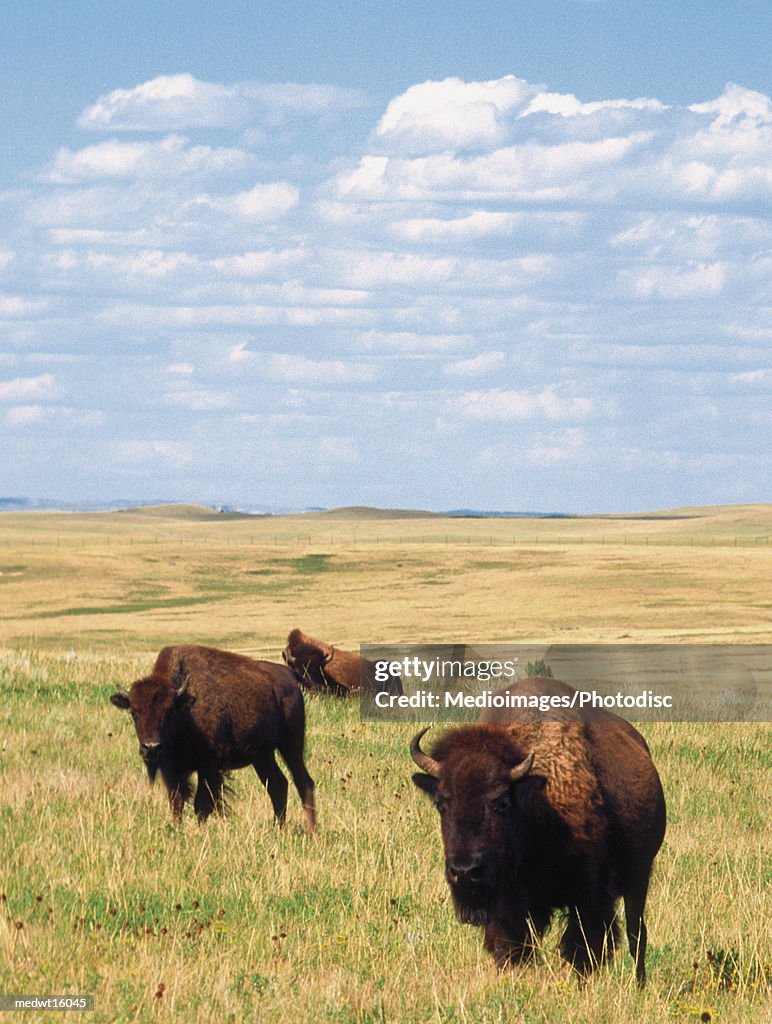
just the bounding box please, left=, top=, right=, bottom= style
left=110, top=645, right=316, bottom=831
left=411, top=712, right=665, bottom=986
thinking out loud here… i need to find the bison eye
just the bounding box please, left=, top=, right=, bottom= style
left=490, top=792, right=511, bottom=815
left=434, top=798, right=448, bottom=816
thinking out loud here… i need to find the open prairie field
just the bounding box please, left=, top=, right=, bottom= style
left=1, top=502, right=771, bottom=652
left=1, top=505, right=770, bottom=1023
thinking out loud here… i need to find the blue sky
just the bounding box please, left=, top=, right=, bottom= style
left=1, top=1, right=770, bottom=512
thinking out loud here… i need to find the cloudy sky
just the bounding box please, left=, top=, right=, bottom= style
left=1, top=1, right=770, bottom=512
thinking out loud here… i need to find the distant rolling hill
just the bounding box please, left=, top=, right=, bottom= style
left=113, top=503, right=256, bottom=521
left=2, top=498, right=769, bottom=525
left=300, top=505, right=444, bottom=519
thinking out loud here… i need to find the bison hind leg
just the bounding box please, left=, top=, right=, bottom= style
left=623, top=878, right=652, bottom=987
left=277, top=737, right=316, bottom=834
left=253, top=752, right=290, bottom=826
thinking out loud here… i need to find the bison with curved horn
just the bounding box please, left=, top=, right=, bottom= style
left=283, top=628, right=403, bottom=699
left=410, top=712, right=665, bottom=985
left=110, top=645, right=316, bottom=831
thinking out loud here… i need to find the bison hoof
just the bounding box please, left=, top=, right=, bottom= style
left=494, top=943, right=537, bottom=969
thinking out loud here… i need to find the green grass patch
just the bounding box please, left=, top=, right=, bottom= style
left=29, top=595, right=232, bottom=619
left=287, top=553, right=334, bottom=573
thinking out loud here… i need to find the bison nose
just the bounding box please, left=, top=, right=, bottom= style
left=446, top=858, right=485, bottom=886
left=140, top=741, right=161, bottom=760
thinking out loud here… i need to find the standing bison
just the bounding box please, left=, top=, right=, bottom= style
left=110, top=645, right=316, bottom=832
left=283, top=628, right=403, bottom=698
left=410, top=709, right=665, bottom=985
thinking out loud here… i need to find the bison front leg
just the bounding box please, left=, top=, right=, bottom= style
left=485, top=908, right=550, bottom=968
left=484, top=921, right=534, bottom=968
left=161, top=768, right=192, bottom=823
left=561, top=898, right=617, bottom=979
left=193, top=768, right=225, bottom=822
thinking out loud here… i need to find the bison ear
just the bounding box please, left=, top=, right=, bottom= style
left=110, top=691, right=131, bottom=710
left=412, top=773, right=438, bottom=798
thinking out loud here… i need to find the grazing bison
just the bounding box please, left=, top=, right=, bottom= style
left=110, top=645, right=316, bottom=831
left=410, top=704, right=665, bottom=985
left=283, top=629, right=403, bottom=698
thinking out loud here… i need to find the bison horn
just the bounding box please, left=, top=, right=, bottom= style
left=174, top=659, right=189, bottom=697
left=509, top=751, right=535, bottom=782
left=324, top=645, right=335, bottom=665
left=410, top=727, right=441, bottom=777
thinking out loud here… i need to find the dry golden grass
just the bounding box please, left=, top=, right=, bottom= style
left=1, top=503, right=770, bottom=652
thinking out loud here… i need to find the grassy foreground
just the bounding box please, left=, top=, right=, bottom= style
left=0, top=506, right=770, bottom=1022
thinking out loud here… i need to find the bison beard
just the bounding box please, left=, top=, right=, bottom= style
left=450, top=887, right=493, bottom=926
left=410, top=721, right=665, bottom=985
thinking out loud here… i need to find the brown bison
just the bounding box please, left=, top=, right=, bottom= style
left=110, top=645, right=316, bottom=831
left=282, top=628, right=403, bottom=698
left=410, top=688, right=665, bottom=985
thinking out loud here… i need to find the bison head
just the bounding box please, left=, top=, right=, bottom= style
left=110, top=663, right=195, bottom=780
left=410, top=726, right=537, bottom=924
left=282, top=629, right=337, bottom=691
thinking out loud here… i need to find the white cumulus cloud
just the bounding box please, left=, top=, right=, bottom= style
left=214, top=182, right=300, bottom=221
left=113, top=440, right=194, bottom=467
left=0, top=294, right=49, bottom=317
left=375, top=75, right=539, bottom=154
left=164, top=389, right=233, bottom=411
left=46, top=136, right=253, bottom=183
left=4, top=405, right=103, bottom=428
left=630, top=261, right=727, bottom=299
left=3, top=71, right=771, bottom=510
left=394, top=210, right=519, bottom=242
left=458, top=387, right=593, bottom=422
left=0, top=373, right=59, bottom=401
left=689, top=83, right=772, bottom=124
left=521, top=91, right=665, bottom=118
left=4, top=405, right=48, bottom=426
left=444, top=352, right=507, bottom=378
left=229, top=345, right=375, bottom=383
left=78, top=73, right=367, bottom=132
left=79, top=74, right=245, bottom=131
left=334, top=78, right=772, bottom=211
